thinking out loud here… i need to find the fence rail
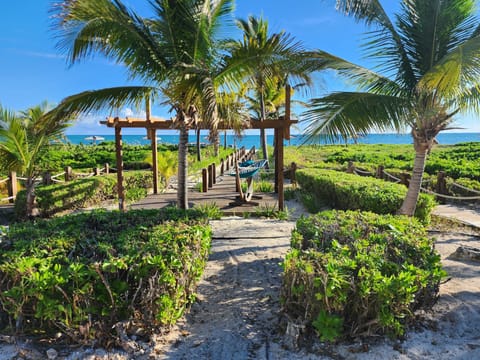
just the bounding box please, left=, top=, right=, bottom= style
left=346, top=161, right=480, bottom=203
left=0, top=163, right=112, bottom=203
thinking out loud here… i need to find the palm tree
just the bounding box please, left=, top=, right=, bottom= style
left=303, top=0, right=480, bottom=216
left=228, top=15, right=315, bottom=164
left=214, top=91, right=249, bottom=151
left=0, top=103, right=72, bottom=217
left=52, top=0, right=243, bottom=209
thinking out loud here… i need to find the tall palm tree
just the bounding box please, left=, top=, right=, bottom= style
left=228, top=15, right=315, bottom=164
left=52, top=0, right=243, bottom=209
left=304, top=0, right=480, bottom=216
left=0, top=103, right=72, bottom=217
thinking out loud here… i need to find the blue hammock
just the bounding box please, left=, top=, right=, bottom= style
left=230, top=159, right=268, bottom=179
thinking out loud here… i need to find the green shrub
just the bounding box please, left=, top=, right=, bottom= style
left=282, top=210, right=445, bottom=341
left=0, top=208, right=211, bottom=345
left=240, top=180, right=274, bottom=193
left=14, top=171, right=154, bottom=219
left=296, top=168, right=435, bottom=224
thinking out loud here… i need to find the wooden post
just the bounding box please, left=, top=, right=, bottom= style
left=104, top=163, right=110, bottom=174
left=400, top=173, right=410, bottom=186
left=436, top=171, right=447, bottom=195
left=64, top=166, right=72, bottom=182
left=208, top=164, right=213, bottom=188
left=347, top=161, right=355, bottom=173
left=376, top=165, right=384, bottom=179
left=115, top=126, right=126, bottom=211
left=277, top=85, right=290, bottom=211
left=220, top=159, right=224, bottom=176
left=290, top=162, right=297, bottom=186
left=8, top=171, right=17, bottom=203
left=274, top=128, right=279, bottom=193
left=277, top=130, right=285, bottom=211
left=93, top=167, right=100, bottom=176
left=42, top=171, right=52, bottom=185
left=202, top=168, right=208, bottom=193
left=150, top=128, right=159, bottom=194
left=212, top=163, right=216, bottom=185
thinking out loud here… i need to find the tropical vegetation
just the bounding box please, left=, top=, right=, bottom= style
left=282, top=210, right=445, bottom=341
left=296, top=168, right=435, bottom=223
left=51, top=0, right=250, bottom=209
left=0, top=102, right=72, bottom=217
left=0, top=208, right=211, bottom=344
left=304, top=0, right=480, bottom=216
left=229, top=15, right=314, bottom=163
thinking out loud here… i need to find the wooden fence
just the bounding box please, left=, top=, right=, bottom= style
left=0, top=164, right=113, bottom=204
left=200, top=146, right=253, bottom=192
left=346, top=161, right=480, bottom=202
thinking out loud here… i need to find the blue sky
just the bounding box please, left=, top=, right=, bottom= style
left=1, top=0, right=479, bottom=135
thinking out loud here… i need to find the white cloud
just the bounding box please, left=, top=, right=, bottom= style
left=8, top=49, right=67, bottom=59
left=76, top=113, right=105, bottom=126
left=122, top=107, right=146, bottom=118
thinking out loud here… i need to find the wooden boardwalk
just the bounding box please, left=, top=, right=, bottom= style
left=131, top=175, right=279, bottom=215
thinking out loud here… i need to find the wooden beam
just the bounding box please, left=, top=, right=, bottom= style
left=101, top=117, right=298, bottom=130
left=115, top=126, right=126, bottom=211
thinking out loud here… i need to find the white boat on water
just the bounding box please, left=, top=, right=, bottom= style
left=142, top=136, right=162, bottom=141
left=84, top=136, right=105, bottom=144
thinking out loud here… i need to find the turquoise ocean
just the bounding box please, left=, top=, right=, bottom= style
left=66, top=133, right=480, bottom=148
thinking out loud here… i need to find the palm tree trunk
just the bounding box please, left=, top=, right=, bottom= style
left=211, top=129, right=220, bottom=157
left=398, top=140, right=429, bottom=216
left=223, top=130, right=227, bottom=149
left=177, top=126, right=189, bottom=209
left=25, top=177, right=35, bottom=218
left=196, top=128, right=201, bottom=162
left=259, top=91, right=269, bottom=167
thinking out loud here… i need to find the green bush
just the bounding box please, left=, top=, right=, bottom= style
left=281, top=210, right=445, bottom=341
left=296, top=168, right=435, bottom=224
left=240, top=180, right=274, bottom=193
left=0, top=208, right=211, bottom=345
left=14, top=171, right=154, bottom=219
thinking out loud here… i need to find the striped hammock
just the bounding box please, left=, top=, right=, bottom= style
left=230, top=159, right=268, bottom=179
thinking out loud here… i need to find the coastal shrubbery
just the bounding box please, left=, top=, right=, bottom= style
left=284, top=143, right=480, bottom=182
left=0, top=208, right=211, bottom=345
left=281, top=210, right=444, bottom=341
left=14, top=171, right=153, bottom=219
left=296, top=168, right=435, bottom=223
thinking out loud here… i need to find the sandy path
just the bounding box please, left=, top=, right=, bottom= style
left=2, top=216, right=480, bottom=359
left=153, top=217, right=318, bottom=359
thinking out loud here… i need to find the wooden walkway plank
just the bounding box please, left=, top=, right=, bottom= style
left=130, top=175, right=279, bottom=215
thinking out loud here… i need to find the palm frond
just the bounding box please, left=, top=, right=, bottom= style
left=418, top=35, right=480, bottom=100
left=48, top=86, right=158, bottom=121
left=53, top=0, right=168, bottom=82
left=302, top=91, right=410, bottom=143
left=397, top=0, right=478, bottom=77
left=335, top=0, right=416, bottom=88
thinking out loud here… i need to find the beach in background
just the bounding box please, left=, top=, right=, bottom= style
left=67, top=132, right=480, bottom=148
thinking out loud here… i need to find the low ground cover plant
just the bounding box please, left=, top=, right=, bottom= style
left=281, top=210, right=444, bottom=341
left=296, top=168, right=435, bottom=223
left=0, top=208, right=211, bottom=346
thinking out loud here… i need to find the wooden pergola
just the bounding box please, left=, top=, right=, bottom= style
left=101, top=86, right=297, bottom=211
